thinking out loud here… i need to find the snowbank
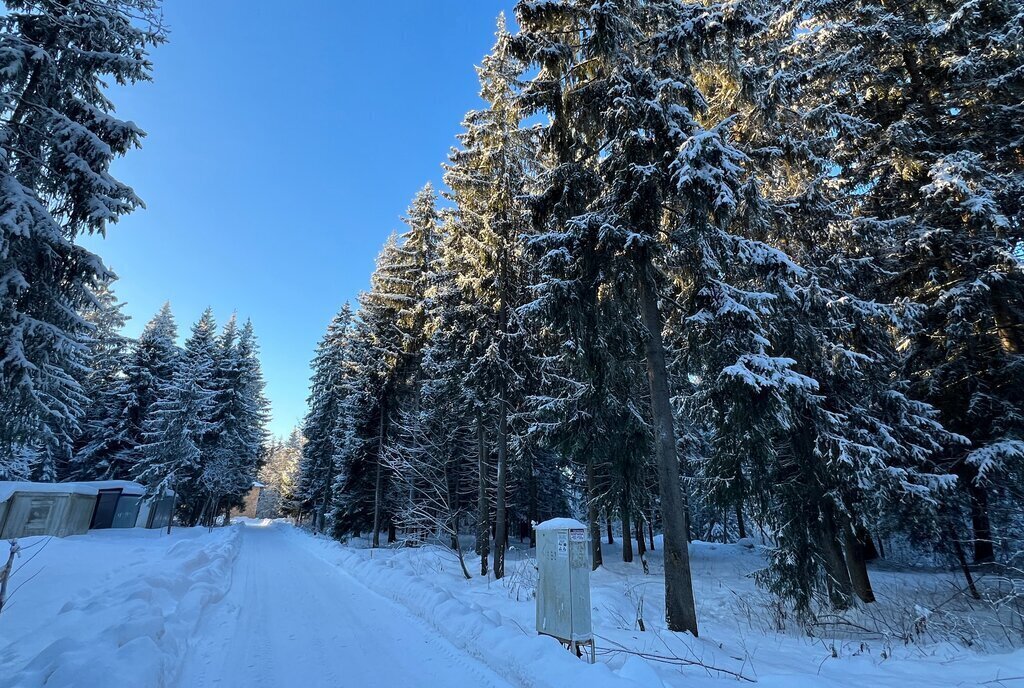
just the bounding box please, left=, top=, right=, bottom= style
left=0, top=526, right=240, bottom=688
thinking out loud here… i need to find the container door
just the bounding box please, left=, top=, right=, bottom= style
left=112, top=496, right=142, bottom=528
left=568, top=528, right=593, bottom=641
left=536, top=530, right=574, bottom=642
left=90, top=489, right=122, bottom=529
left=149, top=495, right=174, bottom=529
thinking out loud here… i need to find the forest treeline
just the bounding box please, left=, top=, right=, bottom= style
left=292, top=1, right=1024, bottom=635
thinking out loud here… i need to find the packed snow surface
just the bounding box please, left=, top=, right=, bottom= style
left=176, top=521, right=515, bottom=688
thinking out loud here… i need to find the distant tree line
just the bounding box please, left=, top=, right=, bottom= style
left=295, top=1, right=1024, bottom=635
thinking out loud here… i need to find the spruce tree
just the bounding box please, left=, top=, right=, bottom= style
left=74, top=302, right=179, bottom=481
left=359, top=188, right=442, bottom=546
left=134, top=345, right=214, bottom=500
left=771, top=0, right=1024, bottom=566
left=298, top=304, right=354, bottom=532
left=0, top=1, right=165, bottom=475
left=444, top=17, right=536, bottom=579
left=69, top=280, right=130, bottom=480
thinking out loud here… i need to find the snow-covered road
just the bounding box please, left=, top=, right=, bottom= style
left=176, top=521, right=516, bottom=688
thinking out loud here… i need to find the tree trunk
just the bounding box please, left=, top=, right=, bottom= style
left=635, top=514, right=646, bottom=557
left=817, top=510, right=854, bottom=610
left=494, top=393, right=509, bottom=580
left=968, top=483, right=995, bottom=564
left=372, top=401, right=387, bottom=549
left=588, top=457, right=603, bottom=570
left=196, top=496, right=212, bottom=529
left=843, top=525, right=876, bottom=603
left=477, top=411, right=490, bottom=576
left=621, top=505, right=634, bottom=563
left=606, top=512, right=614, bottom=545
left=637, top=262, right=699, bottom=636
left=452, top=522, right=472, bottom=580
left=991, top=293, right=1022, bottom=354
left=528, top=451, right=538, bottom=548
left=735, top=500, right=747, bottom=540
left=648, top=512, right=655, bottom=551
left=858, top=526, right=879, bottom=561
left=0, top=540, right=19, bottom=619
left=947, top=523, right=981, bottom=600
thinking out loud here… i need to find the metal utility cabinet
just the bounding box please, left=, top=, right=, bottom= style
left=534, top=518, right=595, bottom=662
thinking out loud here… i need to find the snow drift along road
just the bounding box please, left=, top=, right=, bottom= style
left=0, top=526, right=240, bottom=688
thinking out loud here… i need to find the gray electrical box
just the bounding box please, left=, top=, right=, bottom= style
left=534, top=518, right=594, bottom=661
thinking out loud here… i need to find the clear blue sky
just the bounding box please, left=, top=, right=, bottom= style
left=83, top=2, right=516, bottom=438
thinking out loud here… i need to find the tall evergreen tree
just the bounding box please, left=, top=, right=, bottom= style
left=0, top=1, right=165, bottom=477
left=362, top=187, right=442, bottom=546
left=444, top=17, right=536, bottom=579
left=73, top=302, right=179, bottom=480
left=298, top=304, right=354, bottom=532
left=68, top=280, right=130, bottom=479
left=771, top=0, right=1024, bottom=566
left=134, top=347, right=213, bottom=499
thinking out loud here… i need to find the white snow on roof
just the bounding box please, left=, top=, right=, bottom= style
left=0, top=480, right=148, bottom=502
left=534, top=517, right=588, bottom=531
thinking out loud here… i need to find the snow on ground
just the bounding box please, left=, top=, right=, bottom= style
left=2, top=520, right=1021, bottom=688
left=297, top=527, right=1024, bottom=688
left=0, top=525, right=239, bottom=688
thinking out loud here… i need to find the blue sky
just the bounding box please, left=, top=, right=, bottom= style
left=83, top=2, right=516, bottom=437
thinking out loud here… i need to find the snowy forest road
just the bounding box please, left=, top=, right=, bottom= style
left=176, top=521, right=516, bottom=688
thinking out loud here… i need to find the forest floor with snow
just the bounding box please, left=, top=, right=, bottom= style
left=307, top=526, right=1024, bottom=688
left=1, top=520, right=1022, bottom=687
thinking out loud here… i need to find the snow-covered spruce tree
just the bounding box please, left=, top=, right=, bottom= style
left=514, top=0, right=734, bottom=634
left=168, top=308, right=221, bottom=524
left=0, top=1, right=165, bottom=478
left=201, top=316, right=270, bottom=523
left=234, top=319, right=271, bottom=484
left=772, top=0, right=1024, bottom=565
left=201, top=314, right=243, bottom=519
left=21, top=278, right=129, bottom=480
left=608, top=0, right=966, bottom=613
left=67, top=279, right=130, bottom=480
left=297, top=304, right=354, bottom=533
left=443, top=17, right=537, bottom=579
left=357, top=187, right=442, bottom=547
left=74, top=302, right=179, bottom=481
left=327, top=316, right=386, bottom=539
left=134, top=331, right=214, bottom=503
left=411, top=211, right=498, bottom=572
left=505, top=4, right=638, bottom=574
